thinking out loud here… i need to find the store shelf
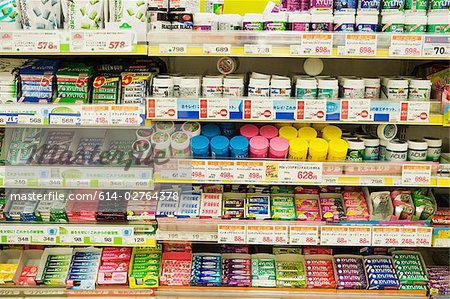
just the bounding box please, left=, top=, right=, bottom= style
left=0, top=223, right=156, bottom=247
left=0, top=166, right=153, bottom=190
left=0, top=30, right=147, bottom=55
left=147, top=98, right=443, bottom=126
left=148, top=31, right=449, bottom=60
left=0, top=287, right=154, bottom=297
left=154, top=159, right=440, bottom=187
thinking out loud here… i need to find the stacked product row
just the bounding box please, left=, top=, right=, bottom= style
left=0, top=186, right=441, bottom=223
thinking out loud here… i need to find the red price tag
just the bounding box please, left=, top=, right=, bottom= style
left=298, top=33, right=333, bottom=56
left=339, top=34, right=377, bottom=56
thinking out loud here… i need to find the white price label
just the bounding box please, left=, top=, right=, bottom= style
left=0, top=31, right=59, bottom=52
left=289, top=226, right=319, bottom=245
left=124, top=180, right=151, bottom=189
left=347, top=226, right=372, bottom=246
left=423, top=35, right=449, bottom=57
left=147, top=98, right=177, bottom=119
left=218, top=225, right=246, bottom=244
left=297, top=33, right=333, bottom=56
left=81, top=106, right=110, bottom=125
left=235, top=161, right=266, bottom=182
left=17, top=114, right=44, bottom=125
left=159, top=44, right=187, bottom=54
left=203, top=44, right=231, bottom=54
left=32, top=235, right=57, bottom=244
left=247, top=225, right=274, bottom=244
left=206, top=161, right=234, bottom=182
left=244, top=44, right=272, bottom=55
left=243, top=99, right=274, bottom=120
left=416, top=227, right=432, bottom=247
left=296, top=99, right=327, bottom=121
left=65, top=179, right=91, bottom=188
left=339, top=34, right=377, bottom=56
left=341, top=98, right=372, bottom=121
left=5, top=178, right=28, bottom=187
left=123, top=236, right=152, bottom=245
left=60, top=235, right=85, bottom=245
left=400, top=101, right=430, bottom=123
left=110, top=105, right=142, bottom=126
left=273, top=225, right=289, bottom=245
left=199, top=98, right=229, bottom=119
left=400, top=227, right=417, bottom=246
left=372, top=227, right=401, bottom=246
left=277, top=162, right=322, bottom=184
left=70, top=31, right=134, bottom=52
left=38, top=179, right=64, bottom=188
left=90, top=236, right=115, bottom=244
left=360, top=176, right=386, bottom=186
left=389, top=35, right=423, bottom=57
left=98, top=180, right=124, bottom=188
left=402, top=164, right=432, bottom=186
left=8, top=235, right=31, bottom=244
left=320, top=226, right=349, bottom=246
left=49, top=114, right=81, bottom=126
left=191, top=160, right=207, bottom=181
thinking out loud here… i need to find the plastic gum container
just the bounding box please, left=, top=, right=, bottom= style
left=298, top=126, right=318, bottom=142
left=249, top=136, right=269, bottom=158
left=289, top=138, right=309, bottom=161
left=327, top=139, right=348, bottom=161
left=308, top=138, right=329, bottom=161
left=279, top=126, right=298, bottom=141
left=269, top=137, right=290, bottom=159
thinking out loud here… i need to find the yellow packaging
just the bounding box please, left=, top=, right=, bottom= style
left=279, top=126, right=298, bottom=141
left=275, top=123, right=293, bottom=129
left=312, top=123, right=328, bottom=132
left=322, top=125, right=342, bottom=141
left=327, top=139, right=348, bottom=161
left=308, top=138, right=328, bottom=161
left=293, top=123, right=311, bottom=129
left=297, top=127, right=317, bottom=142
left=288, top=138, right=309, bottom=161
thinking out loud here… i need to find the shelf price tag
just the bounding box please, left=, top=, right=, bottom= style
left=295, top=33, right=333, bottom=56
left=235, top=161, right=266, bottom=183
left=199, top=98, right=229, bottom=119
left=296, top=99, right=327, bottom=121
left=244, top=44, right=272, bottom=55
left=389, top=35, right=423, bottom=57
left=339, top=34, right=377, bottom=56
left=416, top=227, right=432, bottom=247
left=159, top=44, right=187, bottom=54
left=400, top=227, right=417, bottom=246
left=147, top=98, right=177, bottom=119
left=81, top=105, right=110, bottom=125
left=243, top=99, right=274, bottom=120
left=203, top=44, right=231, bottom=54
left=400, top=101, right=430, bottom=123
left=38, top=179, right=64, bottom=188
left=218, top=225, right=246, bottom=244
left=49, top=113, right=81, bottom=126
left=320, top=226, right=349, bottom=246
left=289, top=226, right=319, bottom=245
left=110, top=105, right=143, bottom=126
left=17, top=114, right=44, bottom=125
left=247, top=225, right=275, bottom=244
left=341, top=98, right=372, bottom=121
left=423, top=35, right=449, bottom=57
left=0, top=31, right=60, bottom=52
left=191, top=160, right=207, bottom=181
left=122, top=236, right=154, bottom=246
left=65, top=179, right=91, bottom=188
left=402, top=164, right=432, bottom=186
left=277, top=162, right=322, bottom=184
left=206, top=161, right=235, bottom=182
left=347, top=226, right=372, bottom=246
left=70, top=31, right=134, bottom=52
left=32, top=235, right=57, bottom=244
left=273, top=225, right=289, bottom=245
left=372, top=227, right=401, bottom=246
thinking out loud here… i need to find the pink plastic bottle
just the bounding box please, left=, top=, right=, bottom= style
left=269, top=137, right=290, bottom=159
left=240, top=124, right=259, bottom=140
left=260, top=125, right=279, bottom=140
left=249, top=136, right=269, bottom=158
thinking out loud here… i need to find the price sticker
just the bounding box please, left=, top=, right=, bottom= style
left=244, top=44, right=272, bottom=55
left=347, top=226, right=372, bottom=246
left=49, top=114, right=81, bottom=126
left=203, top=44, right=231, bottom=54
left=400, top=227, right=417, bottom=246
left=273, top=225, right=289, bottom=245
left=1, top=31, right=60, bottom=52
left=191, top=160, right=207, bottom=181
left=147, top=98, right=177, bottom=119
left=360, top=176, right=386, bottom=186
left=218, top=225, right=246, bottom=244
left=416, top=227, right=432, bottom=247
left=5, top=178, right=28, bottom=187
left=90, top=235, right=115, bottom=245
left=199, top=98, right=229, bottom=119
left=32, top=235, right=57, bottom=244
left=320, top=226, right=349, bottom=246
left=341, top=98, right=372, bottom=121
left=402, top=164, right=432, bottom=186
left=389, top=35, right=423, bottom=57
left=372, top=227, right=401, bottom=246
left=110, top=105, right=143, bottom=126
left=124, top=180, right=151, bottom=189
left=60, top=235, right=85, bottom=245
left=297, top=33, right=333, bottom=56
left=289, top=226, right=319, bottom=245
left=65, top=179, right=91, bottom=188
left=247, top=225, right=275, bottom=244
left=423, top=35, right=449, bottom=57
left=159, top=44, right=187, bottom=54
left=8, top=235, right=31, bottom=244
left=339, top=34, right=377, bottom=56
left=235, top=161, right=266, bottom=182
left=38, top=179, right=64, bottom=188
left=99, top=180, right=124, bottom=188
left=206, top=161, right=234, bottom=182
left=17, top=114, right=44, bottom=125
left=296, top=99, right=327, bottom=121
left=243, top=99, right=274, bottom=120
left=70, top=31, right=134, bottom=52
left=81, top=105, right=110, bottom=125
left=400, top=101, right=430, bottom=123
left=277, top=162, right=322, bottom=184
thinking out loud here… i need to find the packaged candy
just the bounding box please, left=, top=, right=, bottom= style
left=97, top=247, right=131, bottom=285
left=364, top=256, right=400, bottom=290
left=392, top=251, right=428, bottom=286
left=320, top=194, right=346, bottom=222
left=390, top=189, right=414, bottom=220
left=67, top=249, right=101, bottom=290
left=412, top=189, right=437, bottom=220
left=222, top=193, right=245, bottom=219
left=160, top=252, right=192, bottom=286
left=369, top=191, right=393, bottom=221
left=343, top=191, right=370, bottom=221
left=246, top=194, right=270, bottom=219
left=276, top=254, right=306, bottom=288
left=191, top=254, right=222, bottom=287
left=222, top=254, right=251, bottom=287
left=427, top=266, right=450, bottom=296
left=129, top=246, right=162, bottom=288
left=305, top=256, right=336, bottom=289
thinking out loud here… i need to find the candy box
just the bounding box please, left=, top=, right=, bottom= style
left=363, top=255, right=400, bottom=290
left=199, top=193, right=222, bottom=218
left=246, top=194, right=270, bottom=220
left=160, top=252, right=192, bottom=286
left=13, top=249, right=43, bottom=286
left=222, top=193, right=245, bottom=219
left=62, top=0, right=107, bottom=29
left=0, top=249, right=22, bottom=285
left=66, top=248, right=101, bottom=290
left=319, top=193, right=346, bottom=222
left=305, top=254, right=337, bottom=289
left=251, top=253, right=276, bottom=288
left=222, top=253, right=251, bottom=287
left=275, top=254, right=306, bottom=288
left=176, top=193, right=200, bottom=218
left=35, top=248, right=73, bottom=286
left=392, top=251, right=428, bottom=285
left=363, top=188, right=395, bottom=221
left=334, top=255, right=368, bottom=289
left=295, top=194, right=321, bottom=221
left=129, top=246, right=162, bottom=288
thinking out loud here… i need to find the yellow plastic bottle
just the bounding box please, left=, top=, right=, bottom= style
left=288, top=138, right=309, bottom=161
left=322, top=125, right=342, bottom=141
left=308, top=138, right=329, bottom=161
left=297, top=126, right=318, bottom=143
left=327, top=139, right=349, bottom=161
left=279, top=126, right=298, bottom=141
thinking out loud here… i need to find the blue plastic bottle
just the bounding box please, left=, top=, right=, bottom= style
left=201, top=124, right=221, bottom=139
left=229, top=136, right=249, bottom=159
left=211, top=136, right=230, bottom=158
left=191, top=135, right=210, bottom=158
